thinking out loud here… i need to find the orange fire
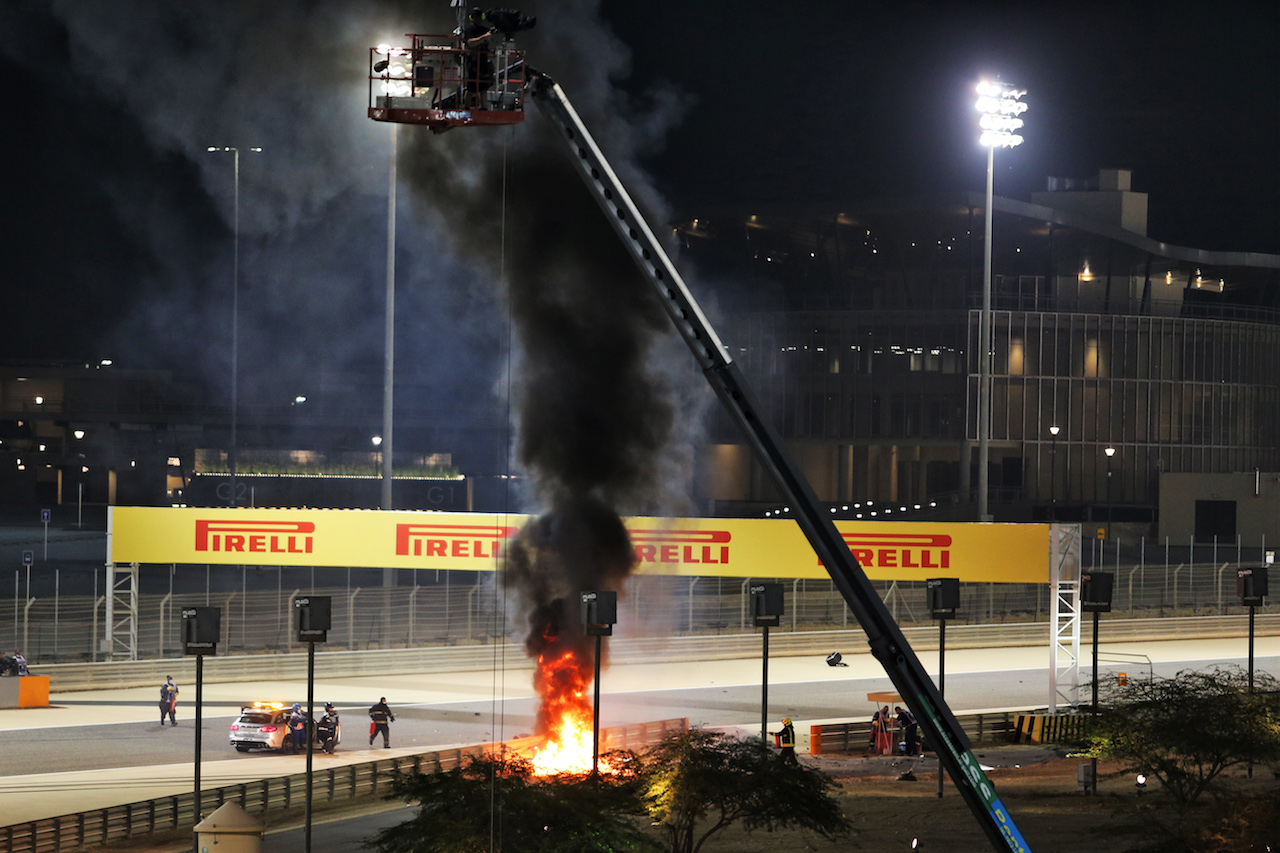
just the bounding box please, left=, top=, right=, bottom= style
left=528, top=645, right=616, bottom=775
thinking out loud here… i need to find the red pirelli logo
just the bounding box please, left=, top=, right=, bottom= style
left=395, top=523, right=516, bottom=559
left=630, top=529, right=732, bottom=566
left=830, top=532, right=953, bottom=570
left=195, top=519, right=315, bottom=554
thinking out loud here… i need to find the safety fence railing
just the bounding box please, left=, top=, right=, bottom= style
left=7, top=557, right=1276, bottom=664
left=0, top=717, right=688, bottom=853
left=26, top=612, right=1278, bottom=693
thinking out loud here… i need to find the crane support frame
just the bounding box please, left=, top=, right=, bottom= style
left=527, top=73, right=1031, bottom=853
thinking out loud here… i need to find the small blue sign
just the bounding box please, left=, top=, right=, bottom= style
left=22, top=550, right=34, bottom=566
left=40, top=508, right=51, bottom=524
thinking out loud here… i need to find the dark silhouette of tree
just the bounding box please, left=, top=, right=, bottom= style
left=636, top=728, right=852, bottom=853
left=1085, top=666, right=1280, bottom=810
left=366, top=751, right=659, bottom=853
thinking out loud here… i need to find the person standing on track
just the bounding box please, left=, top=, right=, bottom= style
left=317, top=703, right=339, bottom=754
left=368, top=697, right=395, bottom=748
left=159, top=676, right=178, bottom=726
left=288, top=703, right=309, bottom=753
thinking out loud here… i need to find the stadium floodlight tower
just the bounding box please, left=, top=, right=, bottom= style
left=975, top=80, right=1026, bottom=522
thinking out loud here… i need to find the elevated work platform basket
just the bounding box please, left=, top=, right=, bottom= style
left=368, top=34, right=526, bottom=131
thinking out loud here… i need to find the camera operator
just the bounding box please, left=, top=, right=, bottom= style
left=454, top=7, right=535, bottom=106
left=457, top=7, right=496, bottom=103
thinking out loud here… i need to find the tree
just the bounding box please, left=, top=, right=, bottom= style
left=366, top=751, right=659, bottom=853
left=636, top=728, right=851, bottom=853
left=1085, top=666, right=1280, bottom=810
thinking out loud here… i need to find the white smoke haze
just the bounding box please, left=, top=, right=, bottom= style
left=2, top=0, right=711, bottom=655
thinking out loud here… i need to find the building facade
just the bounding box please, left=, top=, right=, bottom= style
left=683, top=171, right=1280, bottom=539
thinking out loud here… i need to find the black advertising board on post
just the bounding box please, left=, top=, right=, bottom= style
left=182, top=607, right=220, bottom=655
left=1238, top=567, right=1268, bottom=606
left=926, top=578, right=960, bottom=619
left=1080, top=572, right=1115, bottom=613
left=580, top=590, right=617, bottom=636
left=750, top=582, right=783, bottom=627
left=295, top=596, right=332, bottom=643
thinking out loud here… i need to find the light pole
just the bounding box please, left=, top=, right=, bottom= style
left=1049, top=425, right=1060, bottom=521
left=206, top=146, right=262, bottom=507
left=975, top=80, right=1027, bottom=522
left=382, top=124, right=397, bottom=513
left=1104, top=446, right=1116, bottom=542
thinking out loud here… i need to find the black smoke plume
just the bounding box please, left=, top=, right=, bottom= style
left=396, top=4, right=695, bottom=703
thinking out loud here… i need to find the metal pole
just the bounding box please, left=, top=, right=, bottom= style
left=193, top=654, right=204, bottom=848
left=1248, top=605, right=1255, bottom=779
left=761, top=625, right=770, bottom=744
left=24, top=563, right=30, bottom=657
left=305, top=641, right=315, bottom=852
left=230, top=148, right=239, bottom=506
left=381, top=124, right=396, bottom=512
left=978, top=144, right=994, bottom=521
left=1091, top=611, right=1099, bottom=796
left=938, top=617, right=946, bottom=799
left=591, top=634, right=602, bottom=778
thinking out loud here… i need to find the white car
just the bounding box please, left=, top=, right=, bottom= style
left=229, top=701, right=342, bottom=753
left=229, top=701, right=292, bottom=752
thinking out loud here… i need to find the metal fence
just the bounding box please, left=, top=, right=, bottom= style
left=3, top=536, right=1275, bottom=664
left=0, top=718, right=688, bottom=853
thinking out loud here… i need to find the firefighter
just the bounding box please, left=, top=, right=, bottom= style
left=369, top=697, right=395, bottom=748
left=316, top=704, right=338, bottom=754
left=776, top=717, right=797, bottom=763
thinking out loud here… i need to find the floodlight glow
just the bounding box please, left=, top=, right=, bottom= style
left=980, top=114, right=1024, bottom=132
left=980, top=131, right=1024, bottom=148
left=976, top=80, right=1028, bottom=148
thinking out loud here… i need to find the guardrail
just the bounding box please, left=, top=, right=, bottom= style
left=810, top=710, right=1022, bottom=755
left=31, top=613, right=1280, bottom=693
left=0, top=718, right=688, bottom=853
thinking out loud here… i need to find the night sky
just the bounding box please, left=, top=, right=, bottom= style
left=1, top=0, right=1276, bottom=391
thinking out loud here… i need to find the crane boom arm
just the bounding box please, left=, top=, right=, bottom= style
left=527, top=72, right=1031, bottom=853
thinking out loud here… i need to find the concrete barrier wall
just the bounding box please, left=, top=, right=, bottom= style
left=32, top=613, right=1279, bottom=693
left=0, top=676, right=50, bottom=708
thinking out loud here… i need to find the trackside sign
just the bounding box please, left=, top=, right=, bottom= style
left=107, top=507, right=1049, bottom=583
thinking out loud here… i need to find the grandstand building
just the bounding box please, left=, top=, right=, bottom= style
left=681, top=170, right=1280, bottom=541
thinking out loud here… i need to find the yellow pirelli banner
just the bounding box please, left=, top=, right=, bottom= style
left=107, top=507, right=1049, bottom=584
